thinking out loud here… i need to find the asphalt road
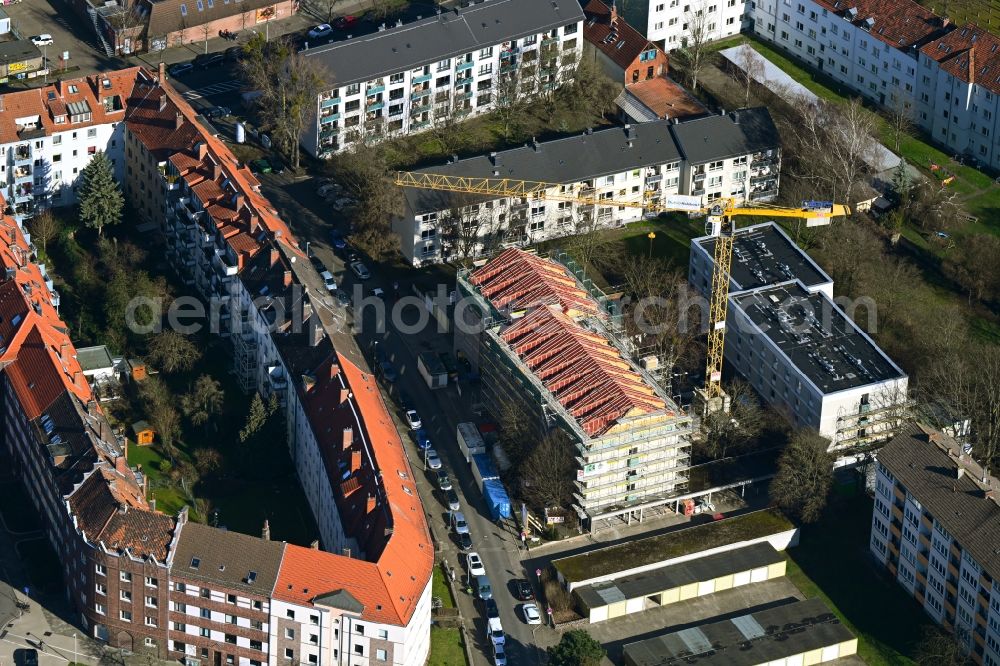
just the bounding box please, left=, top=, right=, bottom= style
left=266, top=180, right=551, bottom=665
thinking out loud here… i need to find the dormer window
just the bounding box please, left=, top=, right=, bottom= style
left=68, top=85, right=78, bottom=94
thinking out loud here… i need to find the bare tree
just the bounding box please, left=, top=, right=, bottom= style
left=518, top=429, right=577, bottom=510
left=241, top=34, right=327, bottom=169
left=200, top=24, right=211, bottom=55
left=769, top=430, right=834, bottom=523
left=309, top=0, right=346, bottom=23
left=674, top=1, right=711, bottom=92
left=735, top=41, right=765, bottom=108
left=27, top=210, right=59, bottom=255
left=914, top=626, right=974, bottom=666
left=491, top=68, right=526, bottom=140
left=439, top=194, right=493, bottom=261
left=698, top=380, right=765, bottom=459
left=103, top=0, right=146, bottom=54
left=330, top=146, right=402, bottom=259
left=883, top=96, right=914, bottom=153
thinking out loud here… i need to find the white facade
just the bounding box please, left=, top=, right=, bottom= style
left=269, top=584, right=432, bottom=666
left=871, top=460, right=1000, bottom=665
left=305, top=24, right=583, bottom=157
left=0, top=119, right=124, bottom=215
left=647, top=0, right=748, bottom=48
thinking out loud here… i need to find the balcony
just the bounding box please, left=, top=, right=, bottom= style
left=411, top=88, right=432, bottom=101
left=366, top=100, right=384, bottom=111
left=320, top=97, right=341, bottom=108
left=692, top=188, right=706, bottom=197
left=692, top=171, right=706, bottom=182
left=212, top=249, right=238, bottom=278
left=267, top=365, right=288, bottom=392
left=500, top=60, right=518, bottom=73
left=456, top=90, right=473, bottom=100
left=542, top=35, right=558, bottom=46
left=13, top=166, right=32, bottom=181
left=412, top=73, right=432, bottom=84
left=411, top=119, right=431, bottom=129
left=320, top=112, right=340, bottom=124
left=644, top=174, right=663, bottom=186
left=366, top=84, right=385, bottom=94
left=320, top=126, right=340, bottom=139
left=434, top=92, right=451, bottom=104
left=455, top=61, right=473, bottom=72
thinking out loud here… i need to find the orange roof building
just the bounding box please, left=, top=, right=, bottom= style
left=461, top=249, right=693, bottom=527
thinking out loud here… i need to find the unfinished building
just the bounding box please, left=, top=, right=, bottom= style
left=456, top=248, right=693, bottom=529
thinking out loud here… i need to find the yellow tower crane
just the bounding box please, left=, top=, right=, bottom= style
left=394, top=171, right=850, bottom=413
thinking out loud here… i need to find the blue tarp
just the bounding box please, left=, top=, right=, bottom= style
left=483, top=478, right=512, bottom=520
left=472, top=453, right=500, bottom=480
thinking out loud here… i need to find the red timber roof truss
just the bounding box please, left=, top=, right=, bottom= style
left=500, top=306, right=667, bottom=437
left=470, top=248, right=600, bottom=316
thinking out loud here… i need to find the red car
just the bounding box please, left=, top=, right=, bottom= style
left=334, top=15, right=358, bottom=30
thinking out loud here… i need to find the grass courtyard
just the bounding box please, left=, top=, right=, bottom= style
left=784, top=486, right=929, bottom=665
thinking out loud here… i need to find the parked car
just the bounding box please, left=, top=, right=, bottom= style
left=224, top=45, right=244, bottom=61
left=350, top=261, right=371, bottom=280
left=466, top=552, right=486, bottom=577
left=30, top=35, right=53, bottom=46
left=317, top=181, right=341, bottom=198
left=483, top=598, right=500, bottom=619
left=405, top=409, right=422, bottom=430
left=415, top=428, right=431, bottom=450
left=398, top=390, right=413, bottom=410
left=309, top=253, right=325, bottom=272
left=522, top=603, right=541, bottom=625
left=251, top=158, right=272, bottom=174
left=486, top=617, right=505, bottom=647
left=205, top=106, right=231, bottom=119
left=493, top=645, right=507, bottom=666
left=335, top=290, right=351, bottom=307
left=168, top=62, right=194, bottom=77
left=426, top=448, right=442, bottom=469
left=329, top=233, right=348, bottom=254
left=334, top=15, right=358, bottom=29
left=378, top=359, right=398, bottom=383
left=331, top=196, right=357, bottom=210
left=308, top=23, right=333, bottom=40
left=476, top=575, right=493, bottom=600
left=513, top=579, right=534, bottom=601
left=320, top=270, right=336, bottom=292
left=194, top=52, right=225, bottom=69
left=22, top=650, right=39, bottom=666
left=445, top=488, right=461, bottom=512
left=437, top=469, right=452, bottom=491
left=450, top=511, right=469, bottom=535
left=458, top=532, right=473, bottom=551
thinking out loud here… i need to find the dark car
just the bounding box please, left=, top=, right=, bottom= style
left=398, top=390, right=413, bottom=410
left=168, top=62, right=194, bottom=77
left=330, top=230, right=347, bottom=250
left=444, top=488, right=461, bottom=512
left=458, top=532, right=473, bottom=551
left=335, top=290, right=351, bottom=307
left=194, top=52, right=225, bottom=69
left=513, top=579, right=534, bottom=601
left=378, top=359, right=398, bottom=383
left=309, top=253, right=326, bottom=272
left=205, top=106, right=231, bottom=119
left=334, top=15, right=358, bottom=30
left=21, top=650, right=38, bottom=666
left=483, top=598, right=500, bottom=619
left=225, top=45, right=244, bottom=61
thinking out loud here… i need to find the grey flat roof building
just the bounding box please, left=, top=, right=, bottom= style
left=694, top=222, right=832, bottom=294
left=302, top=0, right=584, bottom=87
left=622, top=598, right=856, bottom=666
left=575, top=542, right=783, bottom=611
left=730, top=282, right=905, bottom=394
left=669, top=107, right=780, bottom=164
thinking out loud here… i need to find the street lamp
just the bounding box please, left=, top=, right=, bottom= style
left=647, top=231, right=656, bottom=258
left=73, top=632, right=77, bottom=666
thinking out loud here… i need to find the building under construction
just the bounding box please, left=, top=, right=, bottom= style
left=456, top=248, right=693, bottom=529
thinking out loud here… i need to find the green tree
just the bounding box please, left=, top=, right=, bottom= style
left=240, top=394, right=268, bottom=443
left=182, top=375, right=225, bottom=426
left=147, top=331, right=201, bottom=374
left=78, top=151, right=124, bottom=236
left=546, top=629, right=605, bottom=666
left=769, top=430, right=834, bottom=524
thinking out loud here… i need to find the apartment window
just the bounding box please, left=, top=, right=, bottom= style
left=200, top=588, right=210, bottom=599
left=377, top=630, right=388, bottom=640
left=708, top=160, right=723, bottom=171
left=145, top=577, right=157, bottom=588
left=310, top=615, right=320, bottom=625
left=346, top=83, right=361, bottom=96
left=225, top=634, right=236, bottom=645
left=174, top=602, right=187, bottom=613
left=252, top=600, right=263, bottom=611
left=200, top=608, right=210, bottom=619
left=120, top=590, right=132, bottom=602
left=479, top=47, right=493, bottom=58
left=479, top=63, right=493, bottom=76
left=654, top=21, right=663, bottom=29
left=389, top=72, right=404, bottom=84
left=285, top=628, right=295, bottom=640
left=309, top=634, right=318, bottom=645
left=175, top=582, right=186, bottom=592
left=226, top=614, right=237, bottom=624
left=284, top=650, right=294, bottom=660
left=120, top=571, right=132, bottom=583
left=174, top=622, right=187, bottom=632
left=145, top=616, right=157, bottom=628
left=307, top=656, right=318, bottom=665
left=95, top=603, right=106, bottom=615
left=145, top=596, right=157, bottom=608
left=354, top=646, right=364, bottom=656
left=200, top=628, right=210, bottom=638
left=780, top=31, right=789, bottom=41
left=376, top=650, right=388, bottom=661
left=120, top=610, right=132, bottom=622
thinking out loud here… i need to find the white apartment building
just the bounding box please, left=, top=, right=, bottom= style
left=689, top=224, right=908, bottom=449
left=301, top=0, right=585, bottom=157
left=647, top=0, right=748, bottom=48
left=0, top=68, right=138, bottom=216
left=395, top=108, right=780, bottom=265
left=871, top=423, right=1000, bottom=665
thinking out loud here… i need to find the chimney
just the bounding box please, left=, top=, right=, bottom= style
left=115, top=452, right=130, bottom=477
left=197, top=142, right=208, bottom=160
left=367, top=494, right=377, bottom=514
left=250, top=214, right=261, bottom=236
left=212, top=161, right=222, bottom=181
left=340, top=386, right=351, bottom=404
left=262, top=519, right=271, bottom=540
left=350, top=449, right=362, bottom=473
left=488, top=151, right=497, bottom=165
left=342, top=427, right=353, bottom=451
left=307, top=312, right=325, bottom=347
left=342, top=547, right=352, bottom=558
left=233, top=192, right=245, bottom=210
left=159, top=94, right=167, bottom=112
left=329, top=362, right=339, bottom=379
left=158, top=61, right=166, bottom=81
left=310, top=540, right=320, bottom=549
left=957, top=466, right=965, bottom=479
left=175, top=113, right=184, bottom=130
left=283, top=269, right=292, bottom=288
left=610, top=1, right=618, bottom=27
left=532, top=137, right=540, bottom=152
left=269, top=247, right=279, bottom=267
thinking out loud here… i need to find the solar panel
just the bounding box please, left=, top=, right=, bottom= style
left=595, top=585, right=626, bottom=604
left=732, top=613, right=767, bottom=641
left=676, top=627, right=713, bottom=655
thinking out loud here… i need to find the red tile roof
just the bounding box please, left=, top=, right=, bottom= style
left=813, top=0, right=945, bottom=50
left=470, top=248, right=602, bottom=317
left=125, top=69, right=301, bottom=269
left=275, top=353, right=432, bottom=625
left=583, top=0, right=656, bottom=71
left=500, top=306, right=669, bottom=437
left=920, top=24, right=1000, bottom=95
left=0, top=68, right=139, bottom=145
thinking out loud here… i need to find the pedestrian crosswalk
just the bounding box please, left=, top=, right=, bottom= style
left=182, top=80, right=243, bottom=100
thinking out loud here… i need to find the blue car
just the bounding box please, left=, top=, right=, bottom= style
left=330, top=230, right=347, bottom=250
left=415, top=428, right=431, bottom=450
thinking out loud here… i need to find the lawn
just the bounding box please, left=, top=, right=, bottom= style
left=784, top=487, right=928, bottom=666
left=428, top=627, right=467, bottom=666
left=432, top=563, right=456, bottom=608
